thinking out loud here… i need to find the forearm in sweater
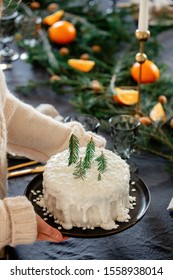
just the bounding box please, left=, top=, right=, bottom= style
left=0, top=196, right=37, bottom=249
left=4, top=93, right=106, bottom=162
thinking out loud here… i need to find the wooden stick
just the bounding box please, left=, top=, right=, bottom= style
left=8, top=166, right=45, bottom=178
left=7, top=160, right=39, bottom=171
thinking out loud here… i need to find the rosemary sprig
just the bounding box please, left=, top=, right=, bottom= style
left=73, top=158, right=86, bottom=180
left=96, top=151, right=107, bottom=180
left=83, top=137, right=96, bottom=169
left=68, top=134, right=79, bottom=166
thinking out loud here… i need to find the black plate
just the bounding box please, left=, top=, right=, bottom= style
left=24, top=172, right=150, bottom=238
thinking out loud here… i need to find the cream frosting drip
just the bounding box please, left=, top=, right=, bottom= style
left=41, top=147, right=133, bottom=230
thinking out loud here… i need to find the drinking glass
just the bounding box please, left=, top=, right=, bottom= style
left=19, top=15, right=41, bottom=60
left=109, top=114, right=140, bottom=171
left=64, top=114, right=100, bottom=133
left=0, top=10, right=19, bottom=64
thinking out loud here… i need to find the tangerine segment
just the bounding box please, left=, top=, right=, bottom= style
left=149, top=102, right=166, bottom=122
left=43, top=10, right=64, bottom=26
left=68, top=59, right=95, bottom=72
left=114, top=87, right=139, bottom=105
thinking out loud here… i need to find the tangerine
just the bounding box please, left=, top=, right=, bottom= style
left=91, top=45, right=101, bottom=52
left=158, top=95, right=167, bottom=104
left=47, top=3, right=59, bottom=12
left=48, top=20, right=76, bottom=44
left=68, top=59, right=95, bottom=72
left=30, top=1, right=40, bottom=9
left=113, top=87, right=139, bottom=105
left=59, top=47, right=69, bottom=56
left=139, top=116, right=152, bottom=126
left=90, top=80, right=102, bottom=92
left=131, top=59, right=160, bottom=84
left=80, top=53, right=90, bottom=60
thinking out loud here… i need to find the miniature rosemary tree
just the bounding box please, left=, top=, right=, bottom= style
left=68, top=134, right=79, bottom=166
left=83, top=137, right=96, bottom=169
left=73, top=158, right=86, bottom=180
left=96, top=151, right=107, bottom=180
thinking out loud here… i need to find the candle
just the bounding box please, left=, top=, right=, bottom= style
left=138, top=0, right=149, bottom=32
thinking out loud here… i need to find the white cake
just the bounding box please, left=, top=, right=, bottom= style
left=38, top=146, right=135, bottom=231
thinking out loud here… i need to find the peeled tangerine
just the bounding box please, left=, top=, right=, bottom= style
left=149, top=102, right=166, bottom=122
left=113, top=87, right=139, bottom=105
left=68, top=59, right=95, bottom=72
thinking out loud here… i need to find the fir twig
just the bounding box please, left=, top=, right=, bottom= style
left=96, top=151, right=107, bottom=180
left=137, top=145, right=173, bottom=163
left=68, top=134, right=79, bottom=166
left=73, top=158, right=86, bottom=180
left=83, top=137, right=96, bottom=169
left=140, top=128, right=173, bottom=151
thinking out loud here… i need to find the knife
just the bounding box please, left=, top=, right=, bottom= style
left=8, top=166, right=45, bottom=178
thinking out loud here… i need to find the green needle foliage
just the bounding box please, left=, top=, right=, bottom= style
left=71, top=136, right=107, bottom=180
left=68, top=134, right=79, bottom=166
left=96, top=151, right=107, bottom=181
left=73, top=158, right=86, bottom=180
left=83, top=137, right=96, bottom=169
left=17, top=2, right=173, bottom=172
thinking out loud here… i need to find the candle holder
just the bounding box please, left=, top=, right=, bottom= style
left=135, top=29, right=150, bottom=114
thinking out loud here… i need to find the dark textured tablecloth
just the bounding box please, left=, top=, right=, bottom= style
left=4, top=38, right=173, bottom=260
left=7, top=152, right=173, bottom=260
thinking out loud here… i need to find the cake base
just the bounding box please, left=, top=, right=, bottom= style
left=25, top=172, right=150, bottom=237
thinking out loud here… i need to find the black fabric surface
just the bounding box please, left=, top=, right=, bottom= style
left=4, top=40, right=173, bottom=260
left=7, top=152, right=173, bottom=260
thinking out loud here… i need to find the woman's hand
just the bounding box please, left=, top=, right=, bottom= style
left=36, top=214, right=68, bottom=242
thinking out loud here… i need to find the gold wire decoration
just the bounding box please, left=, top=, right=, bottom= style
left=135, top=29, right=150, bottom=114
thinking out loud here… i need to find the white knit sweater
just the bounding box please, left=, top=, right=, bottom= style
left=0, top=69, right=106, bottom=251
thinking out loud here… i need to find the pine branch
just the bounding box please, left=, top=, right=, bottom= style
left=83, top=137, right=95, bottom=169
left=96, top=151, right=107, bottom=180
left=68, top=134, right=79, bottom=166
left=137, top=145, right=173, bottom=163
left=73, top=157, right=86, bottom=180
left=16, top=2, right=173, bottom=171
left=140, top=128, right=173, bottom=151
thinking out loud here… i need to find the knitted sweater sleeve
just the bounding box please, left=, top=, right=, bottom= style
left=4, top=93, right=106, bottom=162
left=0, top=196, right=37, bottom=249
